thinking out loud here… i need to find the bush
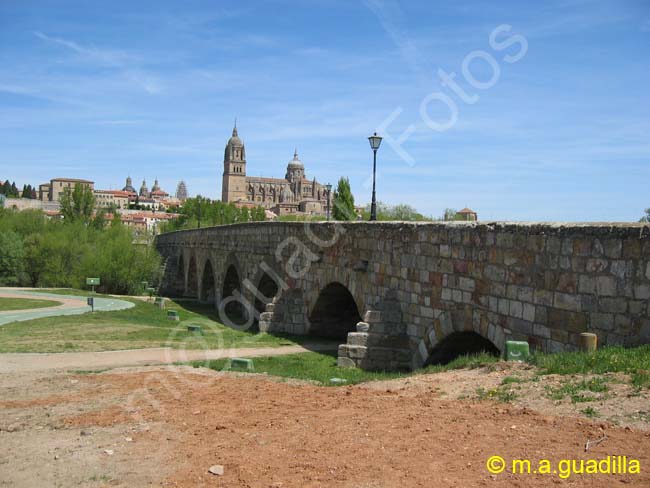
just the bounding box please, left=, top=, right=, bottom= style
left=0, top=208, right=162, bottom=294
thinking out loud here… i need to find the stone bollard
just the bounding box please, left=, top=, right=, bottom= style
left=167, top=310, right=180, bottom=321
left=154, top=297, right=165, bottom=309
left=579, top=332, right=598, bottom=352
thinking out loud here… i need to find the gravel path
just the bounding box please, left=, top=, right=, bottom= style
left=0, top=288, right=134, bottom=326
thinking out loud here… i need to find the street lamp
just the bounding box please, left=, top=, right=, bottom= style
left=325, top=182, right=332, bottom=221
left=367, top=132, right=382, bottom=221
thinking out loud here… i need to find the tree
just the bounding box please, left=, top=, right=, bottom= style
left=332, top=177, right=356, bottom=221
left=640, top=209, right=650, bottom=223
left=60, top=183, right=95, bottom=224
left=443, top=208, right=459, bottom=221
left=0, top=230, right=25, bottom=285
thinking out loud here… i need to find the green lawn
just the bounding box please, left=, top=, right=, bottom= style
left=0, top=296, right=62, bottom=312
left=0, top=290, right=313, bottom=353
left=191, top=346, right=650, bottom=388
left=192, top=351, right=500, bottom=386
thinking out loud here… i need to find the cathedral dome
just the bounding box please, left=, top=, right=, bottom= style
left=122, top=176, right=136, bottom=193
left=287, top=149, right=304, bottom=169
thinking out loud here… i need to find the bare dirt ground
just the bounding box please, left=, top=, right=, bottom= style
left=1, top=364, right=649, bottom=487
left=0, top=344, right=334, bottom=373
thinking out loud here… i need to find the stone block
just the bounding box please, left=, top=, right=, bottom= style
left=346, top=345, right=368, bottom=359
left=337, top=357, right=356, bottom=368
left=509, top=300, right=523, bottom=319
left=523, top=303, right=536, bottom=322
left=589, top=312, right=614, bottom=331
left=596, top=276, right=617, bottom=297
left=498, top=298, right=509, bottom=315
left=578, top=275, right=596, bottom=294
left=634, top=285, right=650, bottom=300
left=363, top=310, right=382, bottom=323
left=599, top=297, right=628, bottom=314
left=603, top=239, right=622, bottom=259
left=533, top=323, right=551, bottom=339
left=553, top=292, right=581, bottom=312
left=534, top=289, right=554, bottom=307
left=458, top=276, right=475, bottom=291
left=347, top=332, right=368, bottom=347
left=535, top=305, right=548, bottom=324
left=356, top=321, right=370, bottom=332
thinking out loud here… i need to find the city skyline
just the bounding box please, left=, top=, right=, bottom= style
left=1, top=0, right=649, bottom=221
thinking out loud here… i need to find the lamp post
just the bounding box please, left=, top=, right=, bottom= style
left=325, top=183, right=332, bottom=221
left=367, top=132, right=382, bottom=221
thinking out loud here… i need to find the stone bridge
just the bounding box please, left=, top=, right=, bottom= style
left=155, top=221, right=650, bottom=370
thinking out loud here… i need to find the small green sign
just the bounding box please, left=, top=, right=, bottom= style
left=86, top=277, right=101, bottom=286
left=505, top=340, right=530, bottom=361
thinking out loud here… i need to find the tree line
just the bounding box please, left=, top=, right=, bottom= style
left=0, top=184, right=161, bottom=294
left=159, top=196, right=266, bottom=232
left=0, top=180, right=38, bottom=199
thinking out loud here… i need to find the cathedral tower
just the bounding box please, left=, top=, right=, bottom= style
left=221, top=123, right=247, bottom=202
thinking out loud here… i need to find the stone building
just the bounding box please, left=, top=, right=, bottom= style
left=93, top=190, right=130, bottom=209
left=220, top=124, right=330, bottom=216
left=176, top=180, right=188, bottom=200
left=38, top=177, right=94, bottom=202
left=457, top=208, right=478, bottom=221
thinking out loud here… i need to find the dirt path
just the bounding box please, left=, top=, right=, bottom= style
left=0, top=344, right=336, bottom=373
left=1, top=366, right=649, bottom=487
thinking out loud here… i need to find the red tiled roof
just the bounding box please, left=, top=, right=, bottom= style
left=457, top=208, right=476, bottom=214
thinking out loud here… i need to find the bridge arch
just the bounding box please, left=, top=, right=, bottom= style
left=200, top=258, right=216, bottom=304
left=253, top=269, right=281, bottom=317
left=308, top=281, right=361, bottom=341
left=415, top=309, right=505, bottom=368
left=219, top=261, right=249, bottom=326
left=426, top=331, right=499, bottom=365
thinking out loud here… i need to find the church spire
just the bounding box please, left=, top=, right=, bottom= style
left=232, top=118, right=238, bottom=137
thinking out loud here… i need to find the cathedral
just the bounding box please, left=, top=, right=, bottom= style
left=221, top=124, right=330, bottom=216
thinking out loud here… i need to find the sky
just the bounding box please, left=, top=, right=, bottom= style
left=1, top=0, right=649, bottom=221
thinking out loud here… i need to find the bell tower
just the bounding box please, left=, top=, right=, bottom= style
left=221, top=122, right=247, bottom=202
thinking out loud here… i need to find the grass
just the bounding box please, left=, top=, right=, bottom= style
left=545, top=377, right=609, bottom=403
left=475, top=387, right=517, bottom=403
left=528, top=345, right=650, bottom=375
left=193, top=351, right=407, bottom=385
left=0, top=289, right=312, bottom=353
left=581, top=406, right=599, bottom=418
left=193, top=351, right=501, bottom=386
left=0, top=296, right=62, bottom=312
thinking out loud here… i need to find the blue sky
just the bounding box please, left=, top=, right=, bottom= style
left=1, top=0, right=649, bottom=221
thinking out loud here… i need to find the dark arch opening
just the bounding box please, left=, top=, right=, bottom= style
left=220, top=265, right=247, bottom=326
left=309, top=282, right=361, bottom=341
left=200, top=260, right=215, bottom=303
left=186, top=256, right=198, bottom=298
left=254, top=272, right=280, bottom=317
left=426, top=331, right=499, bottom=366
left=173, top=254, right=185, bottom=296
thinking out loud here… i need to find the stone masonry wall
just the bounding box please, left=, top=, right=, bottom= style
left=156, top=221, right=650, bottom=371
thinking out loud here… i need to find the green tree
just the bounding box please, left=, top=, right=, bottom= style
left=60, top=183, right=95, bottom=224
left=332, top=177, right=356, bottom=221
left=640, top=209, right=650, bottom=223
left=0, top=230, right=25, bottom=285
left=443, top=208, right=460, bottom=221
